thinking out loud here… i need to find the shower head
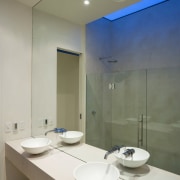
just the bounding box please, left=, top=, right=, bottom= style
left=107, top=60, right=117, bottom=63
left=99, top=56, right=118, bottom=63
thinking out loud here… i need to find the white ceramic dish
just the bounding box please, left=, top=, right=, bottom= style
left=114, top=147, right=150, bottom=168
left=21, top=138, right=52, bottom=154
left=59, top=131, right=83, bottom=144
left=73, top=162, right=120, bottom=180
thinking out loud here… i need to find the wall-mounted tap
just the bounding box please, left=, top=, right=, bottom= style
left=45, top=128, right=67, bottom=136
left=104, top=145, right=124, bottom=159
left=123, top=148, right=135, bottom=158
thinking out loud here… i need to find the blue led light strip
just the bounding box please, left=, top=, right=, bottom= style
left=104, top=0, right=167, bottom=21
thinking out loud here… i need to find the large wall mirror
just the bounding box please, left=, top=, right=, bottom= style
left=32, top=0, right=180, bottom=175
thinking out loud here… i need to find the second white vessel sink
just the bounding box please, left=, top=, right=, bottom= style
left=59, top=131, right=83, bottom=144
left=73, top=162, right=120, bottom=180
left=114, top=147, right=150, bottom=168
left=21, top=137, right=52, bottom=154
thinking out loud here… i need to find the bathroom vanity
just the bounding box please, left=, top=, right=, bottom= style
left=5, top=137, right=180, bottom=180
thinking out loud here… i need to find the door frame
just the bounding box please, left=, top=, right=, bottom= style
left=57, top=47, right=86, bottom=141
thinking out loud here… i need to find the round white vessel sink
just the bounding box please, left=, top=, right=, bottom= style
left=59, top=131, right=83, bottom=144
left=114, top=147, right=150, bottom=168
left=73, top=162, right=120, bottom=180
left=21, top=138, right=52, bottom=154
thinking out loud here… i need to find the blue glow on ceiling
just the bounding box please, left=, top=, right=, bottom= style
left=104, top=0, right=166, bottom=21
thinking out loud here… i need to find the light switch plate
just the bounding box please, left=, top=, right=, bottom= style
left=19, top=121, right=25, bottom=130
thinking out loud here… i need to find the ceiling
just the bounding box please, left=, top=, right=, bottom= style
left=15, top=0, right=40, bottom=7
left=15, top=0, right=140, bottom=25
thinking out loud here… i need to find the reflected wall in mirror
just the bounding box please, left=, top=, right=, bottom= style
left=32, top=3, right=85, bottom=136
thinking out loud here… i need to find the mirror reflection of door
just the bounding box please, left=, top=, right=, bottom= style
left=57, top=49, right=79, bottom=131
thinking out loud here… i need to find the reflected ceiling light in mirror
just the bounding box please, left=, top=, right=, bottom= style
left=104, top=0, right=167, bottom=20
left=84, top=0, right=90, bottom=5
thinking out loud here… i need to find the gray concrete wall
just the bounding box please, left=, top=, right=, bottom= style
left=111, top=0, right=180, bottom=71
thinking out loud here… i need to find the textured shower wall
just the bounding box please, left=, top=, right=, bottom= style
left=109, top=0, right=180, bottom=174
left=86, top=74, right=104, bottom=148
left=86, top=0, right=180, bottom=173
left=111, top=0, right=180, bottom=71
left=86, top=18, right=112, bottom=74
left=147, top=67, right=180, bottom=174
left=86, top=18, right=113, bottom=149
left=111, top=70, right=146, bottom=146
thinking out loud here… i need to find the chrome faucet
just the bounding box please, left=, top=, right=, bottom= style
left=45, top=128, right=67, bottom=136
left=104, top=145, right=124, bottom=159
left=123, top=148, right=135, bottom=158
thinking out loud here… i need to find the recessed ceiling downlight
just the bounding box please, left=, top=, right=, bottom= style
left=84, top=0, right=90, bottom=5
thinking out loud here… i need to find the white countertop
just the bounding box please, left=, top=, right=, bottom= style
left=5, top=137, right=180, bottom=180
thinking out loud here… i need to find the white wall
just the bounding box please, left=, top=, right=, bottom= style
left=0, top=0, right=32, bottom=179
left=0, top=0, right=85, bottom=178
left=0, top=42, right=3, bottom=179
left=32, top=9, right=85, bottom=136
